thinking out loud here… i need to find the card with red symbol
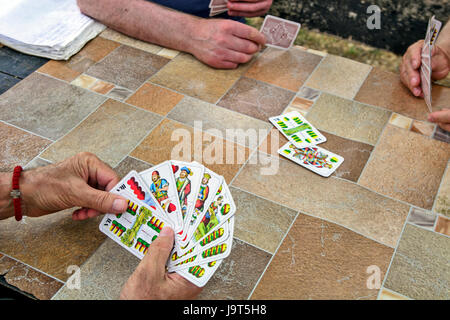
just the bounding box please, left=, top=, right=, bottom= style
left=260, top=15, right=301, bottom=50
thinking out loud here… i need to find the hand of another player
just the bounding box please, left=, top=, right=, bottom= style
left=19, top=152, right=128, bottom=220
left=227, top=0, right=273, bottom=17
left=428, top=108, right=450, bottom=132
left=400, top=40, right=450, bottom=97
left=190, top=19, right=265, bottom=69
left=120, top=227, right=202, bottom=300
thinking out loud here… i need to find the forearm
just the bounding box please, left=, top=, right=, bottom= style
left=436, top=20, right=450, bottom=57
left=0, top=172, right=13, bottom=220
left=77, top=0, right=202, bottom=53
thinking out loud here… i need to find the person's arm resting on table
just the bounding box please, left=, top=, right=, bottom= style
left=77, top=0, right=267, bottom=69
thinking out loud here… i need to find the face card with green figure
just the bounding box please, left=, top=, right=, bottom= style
left=99, top=189, right=171, bottom=260
left=269, top=111, right=326, bottom=148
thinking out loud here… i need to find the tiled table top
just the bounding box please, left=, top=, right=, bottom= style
left=0, top=28, right=449, bottom=300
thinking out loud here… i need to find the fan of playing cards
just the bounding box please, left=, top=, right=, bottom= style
left=270, top=111, right=344, bottom=177
left=99, top=160, right=235, bottom=287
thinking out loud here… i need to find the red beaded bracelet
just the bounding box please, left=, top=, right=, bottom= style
left=11, top=166, right=23, bottom=221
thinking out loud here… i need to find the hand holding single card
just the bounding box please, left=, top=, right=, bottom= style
left=260, top=15, right=301, bottom=50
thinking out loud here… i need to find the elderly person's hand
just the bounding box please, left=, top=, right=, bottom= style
left=399, top=40, right=450, bottom=97
left=120, top=226, right=202, bottom=300
left=0, top=152, right=128, bottom=220
left=227, top=0, right=273, bottom=18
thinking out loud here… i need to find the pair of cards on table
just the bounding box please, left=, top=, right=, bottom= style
left=269, top=111, right=344, bottom=177
left=99, top=161, right=236, bottom=287
left=420, top=16, right=442, bottom=112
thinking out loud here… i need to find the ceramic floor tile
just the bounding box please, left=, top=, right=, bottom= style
left=130, top=118, right=251, bottom=183
left=434, top=216, right=450, bottom=236
left=70, top=74, right=97, bottom=89
left=410, top=120, right=435, bottom=137
left=99, top=28, right=163, bottom=54
left=354, top=68, right=450, bottom=120
left=378, top=288, right=410, bottom=300
left=358, top=125, right=450, bottom=210
left=90, top=80, right=114, bottom=95
left=0, top=73, right=21, bottom=95
left=233, top=152, right=410, bottom=247
left=126, top=82, right=184, bottom=116
left=41, top=99, right=161, bottom=168
left=24, top=157, right=51, bottom=170
left=38, top=37, right=121, bottom=82
left=0, top=211, right=105, bottom=281
left=150, top=53, right=250, bottom=103
left=433, top=126, right=450, bottom=144
left=304, top=54, right=372, bottom=99
left=157, top=48, right=180, bottom=59
left=86, top=45, right=169, bottom=90
left=0, top=72, right=106, bottom=140
left=258, top=128, right=374, bottom=182
left=106, top=87, right=133, bottom=101
left=230, top=187, right=297, bottom=254
left=435, top=164, right=450, bottom=217
left=251, top=214, right=393, bottom=299
left=384, top=223, right=450, bottom=300
left=114, top=156, right=153, bottom=179
left=297, top=86, right=321, bottom=101
left=0, top=253, right=63, bottom=300
left=0, top=122, right=51, bottom=171
left=167, top=96, right=272, bottom=148
left=388, top=113, right=413, bottom=129
left=407, top=208, right=436, bottom=230
left=52, top=238, right=139, bottom=300
left=306, top=93, right=391, bottom=145
left=197, top=238, right=271, bottom=300
left=0, top=46, right=48, bottom=79
left=289, top=96, right=314, bottom=112
left=244, top=47, right=322, bottom=91
left=217, top=77, right=295, bottom=122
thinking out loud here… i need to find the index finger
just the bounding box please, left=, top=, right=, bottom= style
left=428, top=109, right=450, bottom=123
left=86, top=155, right=120, bottom=192
left=231, top=23, right=266, bottom=46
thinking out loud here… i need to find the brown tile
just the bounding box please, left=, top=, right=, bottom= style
left=86, top=45, right=169, bottom=90
left=233, top=152, right=410, bottom=248
left=251, top=214, right=393, bottom=299
left=150, top=53, right=250, bottom=103
left=384, top=223, right=450, bottom=300
left=245, top=47, right=322, bottom=91
left=0, top=72, right=106, bottom=140
left=217, top=77, right=295, bottom=122
left=41, top=99, right=161, bottom=168
left=290, top=96, right=314, bottom=112
left=0, top=211, right=105, bottom=281
left=411, top=120, right=435, bottom=137
left=306, top=93, right=391, bottom=145
left=90, top=80, right=114, bottom=95
left=0, top=122, right=51, bottom=171
left=305, top=54, right=372, bottom=99
left=407, top=208, right=436, bottom=230
left=434, top=216, right=450, bottom=236
left=114, top=156, right=153, bottom=179
left=388, top=113, right=413, bottom=129
left=355, top=68, right=450, bottom=120
left=126, top=83, right=184, bottom=116
left=433, top=126, right=450, bottom=144
left=71, top=74, right=97, bottom=89
left=230, top=187, right=297, bottom=253
left=258, top=128, right=374, bottom=182
left=130, top=118, right=251, bottom=183
left=38, top=37, right=120, bottom=82
left=0, top=253, right=63, bottom=300
left=358, top=125, right=450, bottom=210
left=435, top=164, right=450, bottom=217
left=198, top=238, right=271, bottom=300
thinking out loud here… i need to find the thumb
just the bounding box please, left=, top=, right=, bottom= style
left=81, top=187, right=128, bottom=214
left=143, top=227, right=174, bottom=275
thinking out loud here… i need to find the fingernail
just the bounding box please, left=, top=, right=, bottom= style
left=413, top=88, right=420, bottom=96
left=159, top=226, right=173, bottom=237
left=112, top=199, right=127, bottom=212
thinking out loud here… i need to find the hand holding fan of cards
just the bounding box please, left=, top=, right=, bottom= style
left=99, top=161, right=235, bottom=287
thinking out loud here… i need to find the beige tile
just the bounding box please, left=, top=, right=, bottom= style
left=100, top=28, right=163, bottom=54
left=157, top=48, right=180, bottom=59
left=388, top=113, right=413, bottom=129
left=71, top=74, right=97, bottom=89
left=378, top=288, right=410, bottom=300
left=41, top=99, right=161, bottom=167
left=306, top=93, right=391, bottom=145
left=384, top=224, right=450, bottom=300
left=359, top=125, right=450, bottom=210
left=90, top=80, right=115, bottom=95
left=410, top=120, right=435, bottom=137
left=435, top=164, right=450, bottom=217
left=290, top=96, right=314, bottom=112
left=150, top=53, right=250, bottom=103
left=305, top=54, right=372, bottom=99
left=233, top=152, right=410, bottom=248
left=251, top=214, right=393, bottom=299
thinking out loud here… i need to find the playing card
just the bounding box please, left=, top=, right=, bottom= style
left=171, top=160, right=204, bottom=223
left=209, top=7, right=228, bottom=17
left=260, top=15, right=301, bottom=50
left=179, top=168, right=223, bottom=247
left=278, top=142, right=344, bottom=177
left=269, top=111, right=326, bottom=148
left=140, top=161, right=184, bottom=233
left=209, top=0, right=227, bottom=8
left=99, top=190, right=171, bottom=260
left=175, top=260, right=223, bottom=287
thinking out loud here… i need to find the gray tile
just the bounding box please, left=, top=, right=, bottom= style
left=407, top=208, right=436, bottom=229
